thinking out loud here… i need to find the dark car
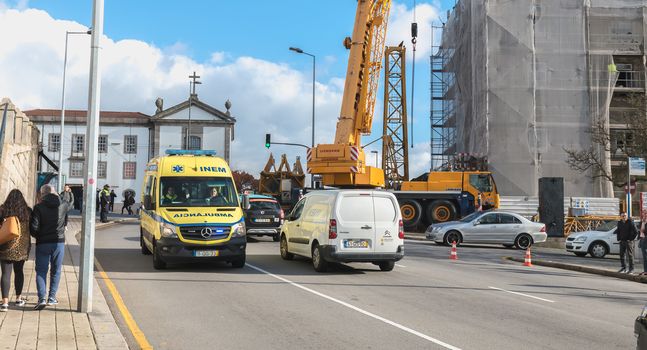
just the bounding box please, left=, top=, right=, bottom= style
left=636, top=305, right=647, bottom=349
left=242, top=195, right=284, bottom=241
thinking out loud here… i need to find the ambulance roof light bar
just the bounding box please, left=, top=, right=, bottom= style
left=165, top=149, right=217, bottom=156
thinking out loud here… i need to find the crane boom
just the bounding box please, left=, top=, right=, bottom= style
left=308, top=0, right=391, bottom=188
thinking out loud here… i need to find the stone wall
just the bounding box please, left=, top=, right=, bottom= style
left=0, top=98, right=40, bottom=206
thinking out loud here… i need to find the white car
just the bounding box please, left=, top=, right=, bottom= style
left=425, top=210, right=547, bottom=249
left=280, top=190, right=404, bottom=272
left=565, top=221, right=626, bottom=258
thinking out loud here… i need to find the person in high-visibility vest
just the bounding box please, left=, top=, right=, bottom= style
left=162, top=187, right=178, bottom=205
left=99, top=185, right=111, bottom=223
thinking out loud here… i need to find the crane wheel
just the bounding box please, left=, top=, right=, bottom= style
left=428, top=200, right=457, bottom=223
left=400, top=200, right=422, bottom=229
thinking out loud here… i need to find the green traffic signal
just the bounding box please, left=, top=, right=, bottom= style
left=265, top=133, right=271, bottom=149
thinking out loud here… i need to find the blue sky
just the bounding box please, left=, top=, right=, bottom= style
left=0, top=0, right=456, bottom=176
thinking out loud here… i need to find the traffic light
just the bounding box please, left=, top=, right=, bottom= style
left=265, top=134, right=271, bottom=149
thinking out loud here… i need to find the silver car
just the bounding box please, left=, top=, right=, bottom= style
left=425, top=210, right=547, bottom=249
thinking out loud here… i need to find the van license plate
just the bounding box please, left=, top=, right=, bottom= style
left=343, top=239, right=370, bottom=248
left=255, top=219, right=270, bottom=223
left=193, top=250, right=219, bottom=257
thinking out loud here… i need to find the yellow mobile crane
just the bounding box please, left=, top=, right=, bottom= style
left=307, top=0, right=391, bottom=187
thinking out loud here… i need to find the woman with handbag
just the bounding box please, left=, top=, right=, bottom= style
left=0, top=189, right=32, bottom=312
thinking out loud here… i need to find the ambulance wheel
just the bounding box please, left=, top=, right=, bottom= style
left=140, top=231, right=151, bottom=255
left=152, top=239, right=167, bottom=270
left=400, top=200, right=422, bottom=229
left=231, top=255, right=246, bottom=268
left=428, top=200, right=457, bottom=223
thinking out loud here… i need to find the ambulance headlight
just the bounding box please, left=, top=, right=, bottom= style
left=231, top=222, right=246, bottom=238
left=160, top=222, right=178, bottom=238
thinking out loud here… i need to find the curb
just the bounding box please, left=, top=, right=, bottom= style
left=405, top=235, right=428, bottom=242
left=505, top=256, right=647, bottom=284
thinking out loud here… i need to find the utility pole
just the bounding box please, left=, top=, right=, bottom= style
left=78, top=0, right=104, bottom=313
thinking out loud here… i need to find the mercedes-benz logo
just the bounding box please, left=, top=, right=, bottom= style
left=260, top=211, right=265, bottom=215
left=200, top=228, right=213, bottom=238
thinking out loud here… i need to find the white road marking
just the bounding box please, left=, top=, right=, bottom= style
left=488, top=286, right=555, bottom=303
left=246, top=263, right=462, bottom=350
left=395, top=264, right=407, bottom=268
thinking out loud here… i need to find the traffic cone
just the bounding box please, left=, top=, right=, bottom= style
left=449, top=241, right=458, bottom=260
left=523, top=248, right=533, bottom=267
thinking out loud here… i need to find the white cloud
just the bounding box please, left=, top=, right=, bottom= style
left=387, top=2, right=439, bottom=61
left=0, top=6, right=342, bottom=177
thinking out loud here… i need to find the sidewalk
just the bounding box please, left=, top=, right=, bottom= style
left=0, top=217, right=128, bottom=349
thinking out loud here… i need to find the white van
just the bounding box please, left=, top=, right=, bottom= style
left=279, top=190, right=404, bottom=272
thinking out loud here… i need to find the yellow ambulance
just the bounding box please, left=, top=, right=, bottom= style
left=139, top=150, right=249, bottom=269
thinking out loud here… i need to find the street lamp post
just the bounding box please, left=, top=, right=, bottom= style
left=371, top=151, right=379, bottom=168
left=289, top=47, right=315, bottom=189
left=58, top=29, right=91, bottom=193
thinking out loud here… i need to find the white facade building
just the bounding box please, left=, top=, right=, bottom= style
left=26, top=95, right=236, bottom=208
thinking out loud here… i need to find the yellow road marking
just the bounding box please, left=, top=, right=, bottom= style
left=95, top=259, right=153, bottom=349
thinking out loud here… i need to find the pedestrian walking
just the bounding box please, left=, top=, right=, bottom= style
left=109, top=189, right=117, bottom=212
left=0, top=190, right=32, bottom=312
left=60, top=184, right=74, bottom=229
left=121, top=193, right=135, bottom=215
left=29, top=184, right=72, bottom=310
left=615, top=211, right=639, bottom=274
left=100, top=185, right=110, bottom=223
left=640, top=212, right=647, bottom=276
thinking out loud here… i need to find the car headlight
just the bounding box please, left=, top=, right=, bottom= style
left=160, top=222, right=178, bottom=238
left=573, top=236, right=587, bottom=243
left=231, top=222, right=246, bottom=238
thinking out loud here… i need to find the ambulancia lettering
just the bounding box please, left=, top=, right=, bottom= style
left=199, top=166, right=227, bottom=173
left=173, top=213, right=234, bottom=218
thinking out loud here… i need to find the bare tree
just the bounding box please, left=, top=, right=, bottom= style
left=564, top=93, right=647, bottom=188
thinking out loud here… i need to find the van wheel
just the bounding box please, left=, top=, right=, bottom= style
left=378, top=261, right=395, bottom=271
left=272, top=233, right=280, bottom=242
left=280, top=235, right=294, bottom=260
left=400, top=200, right=422, bottom=229
left=152, top=240, right=166, bottom=270
left=231, top=255, right=246, bottom=268
left=312, top=244, right=328, bottom=272
left=140, top=230, right=151, bottom=255
left=427, top=200, right=457, bottom=223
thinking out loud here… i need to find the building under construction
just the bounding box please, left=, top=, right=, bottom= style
left=432, top=0, right=647, bottom=197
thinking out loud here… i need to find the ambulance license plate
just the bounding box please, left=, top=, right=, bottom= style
left=343, top=239, right=370, bottom=248
left=193, top=250, right=219, bottom=257
left=255, top=219, right=270, bottom=223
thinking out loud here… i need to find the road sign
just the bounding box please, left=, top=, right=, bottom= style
left=629, top=157, right=645, bottom=176
left=624, top=181, right=637, bottom=195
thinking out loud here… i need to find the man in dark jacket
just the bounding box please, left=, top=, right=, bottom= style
left=30, top=184, right=72, bottom=310
left=99, top=185, right=110, bottom=223
left=616, top=212, right=639, bottom=273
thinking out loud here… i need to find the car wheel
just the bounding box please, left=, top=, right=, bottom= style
left=444, top=230, right=462, bottom=246
left=140, top=230, right=151, bottom=255
left=231, top=255, right=246, bottom=268
left=312, top=244, right=328, bottom=272
left=427, top=200, right=457, bottom=223
left=379, top=261, right=395, bottom=271
left=152, top=239, right=166, bottom=270
left=588, top=241, right=608, bottom=258
left=280, top=235, right=294, bottom=260
left=400, top=200, right=422, bottom=230
left=574, top=252, right=587, bottom=257
left=272, top=233, right=280, bottom=242
left=514, top=234, right=533, bottom=250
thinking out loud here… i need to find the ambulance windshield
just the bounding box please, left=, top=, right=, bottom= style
left=159, top=177, right=239, bottom=207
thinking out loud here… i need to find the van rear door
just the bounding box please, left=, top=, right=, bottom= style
left=372, top=193, right=400, bottom=253
left=336, top=192, right=376, bottom=254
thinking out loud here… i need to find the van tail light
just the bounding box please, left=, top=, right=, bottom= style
left=398, top=219, right=405, bottom=239
left=279, top=209, right=284, bottom=219
left=329, top=219, right=338, bottom=239
left=540, top=225, right=546, bottom=233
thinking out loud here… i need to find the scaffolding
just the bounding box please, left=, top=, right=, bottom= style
left=382, top=44, right=409, bottom=189
left=430, top=24, right=453, bottom=171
